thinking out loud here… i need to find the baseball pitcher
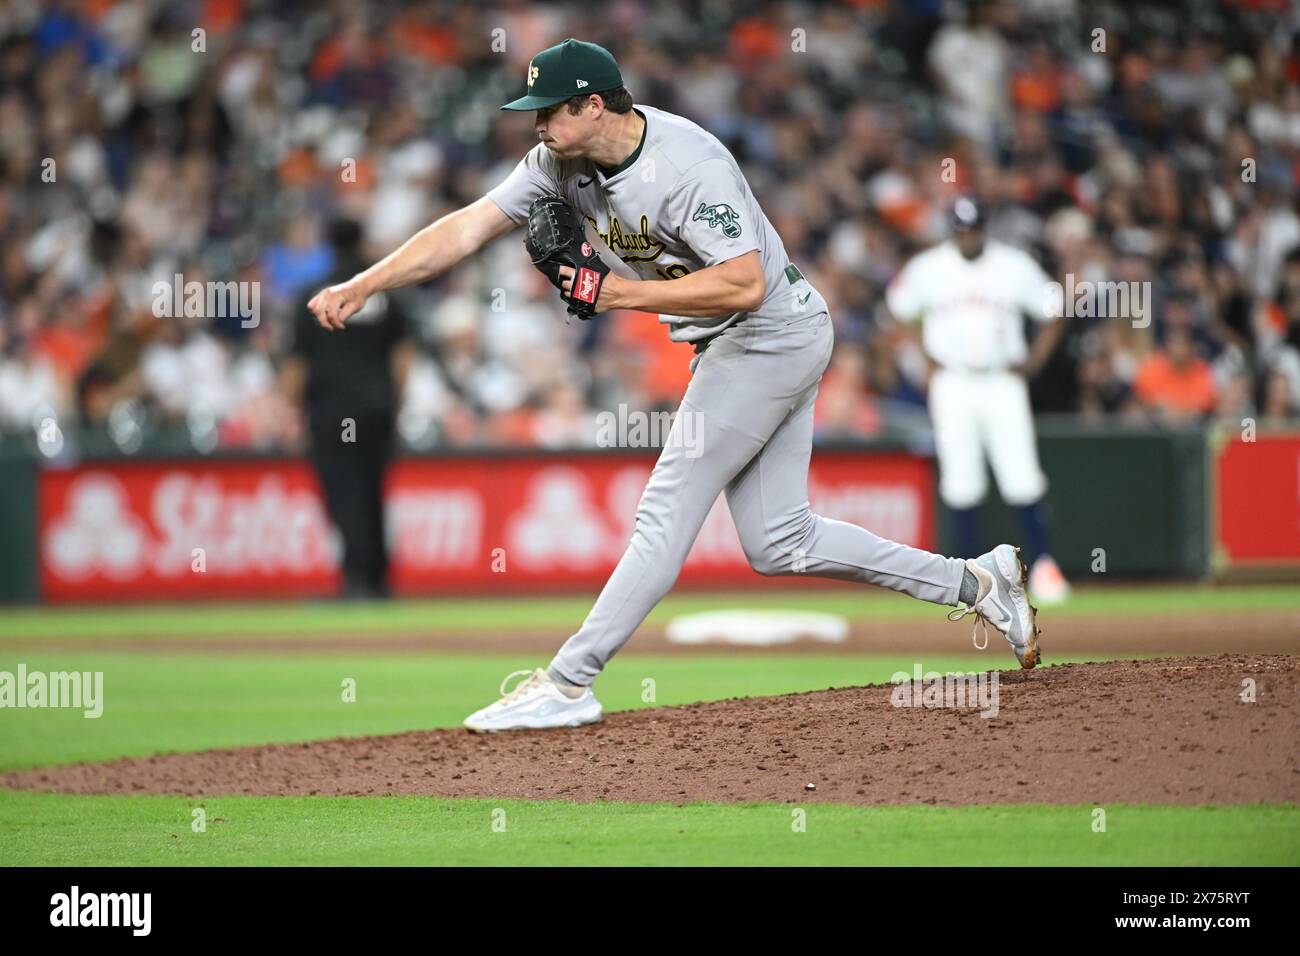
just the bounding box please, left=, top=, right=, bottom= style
left=886, top=197, right=1071, bottom=605
left=307, top=39, right=1041, bottom=732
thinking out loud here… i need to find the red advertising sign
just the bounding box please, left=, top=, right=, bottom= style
left=1213, top=431, right=1300, bottom=570
left=37, top=451, right=935, bottom=601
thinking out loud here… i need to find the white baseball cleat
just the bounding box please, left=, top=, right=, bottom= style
left=1028, top=555, right=1071, bottom=606
left=463, top=668, right=603, bottom=732
left=948, top=544, right=1041, bottom=669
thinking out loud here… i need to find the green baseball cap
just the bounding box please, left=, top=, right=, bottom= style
left=500, top=38, right=623, bottom=111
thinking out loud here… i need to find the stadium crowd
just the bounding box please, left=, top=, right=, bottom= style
left=2, top=0, right=1300, bottom=452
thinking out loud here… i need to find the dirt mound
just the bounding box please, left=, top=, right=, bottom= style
left=3, top=655, right=1296, bottom=806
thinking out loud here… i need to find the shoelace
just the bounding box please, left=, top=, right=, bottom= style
left=497, top=669, right=545, bottom=703
left=946, top=605, right=990, bottom=651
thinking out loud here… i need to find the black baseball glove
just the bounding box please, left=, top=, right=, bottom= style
left=524, top=195, right=610, bottom=320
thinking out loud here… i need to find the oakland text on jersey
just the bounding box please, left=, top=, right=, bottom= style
left=583, top=212, right=666, bottom=263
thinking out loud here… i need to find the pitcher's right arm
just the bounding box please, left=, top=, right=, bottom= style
left=309, top=196, right=516, bottom=331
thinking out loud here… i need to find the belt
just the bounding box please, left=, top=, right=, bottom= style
left=693, top=334, right=721, bottom=359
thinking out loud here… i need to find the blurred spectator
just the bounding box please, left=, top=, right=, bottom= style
left=1262, top=364, right=1300, bottom=423
left=814, top=342, right=882, bottom=440
left=927, top=0, right=1013, bottom=148
left=1076, top=329, right=1142, bottom=422
left=533, top=380, right=600, bottom=448
left=1134, top=327, right=1218, bottom=423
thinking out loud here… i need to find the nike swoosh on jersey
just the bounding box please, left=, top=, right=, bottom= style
left=578, top=177, right=594, bottom=188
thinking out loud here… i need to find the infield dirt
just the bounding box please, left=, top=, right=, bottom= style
left=3, top=655, right=1296, bottom=807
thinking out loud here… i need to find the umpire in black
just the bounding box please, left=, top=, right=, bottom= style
left=285, top=219, right=412, bottom=599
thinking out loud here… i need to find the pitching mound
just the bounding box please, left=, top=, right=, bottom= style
left=3, top=655, right=1296, bottom=806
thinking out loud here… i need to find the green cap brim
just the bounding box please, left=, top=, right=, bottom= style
left=499, top=93, right=572, bottom=111
left=500, top=85, right=621, bottom=111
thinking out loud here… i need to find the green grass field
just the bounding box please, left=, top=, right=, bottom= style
left=2, top=582, right=1296, bottom=640
left=5, top=792, right=1293, bottom=866
left=1, top=586, right=1297, bottom=866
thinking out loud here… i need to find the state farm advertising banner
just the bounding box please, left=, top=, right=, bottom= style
left=1213, top=431, right=1300, bottom=571
left=37, top=451, right=935, bottom=601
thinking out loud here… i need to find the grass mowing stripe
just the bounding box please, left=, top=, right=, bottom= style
left=0, top=792, right=1294, bottom=866
left=0, top=652, right=1100, bottom=772
left=1, top=585, right=1296, bottom=640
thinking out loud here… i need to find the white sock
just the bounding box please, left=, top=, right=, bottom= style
left=963, top=560, right=994, bottom=605
left=547, top=669, right=586, bottom=699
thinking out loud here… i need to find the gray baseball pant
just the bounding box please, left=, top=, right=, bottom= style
left=549, top=310, right=967, bottom=686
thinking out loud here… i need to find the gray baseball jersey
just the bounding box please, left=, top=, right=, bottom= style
left=488, top=104, right=827, bottom=341
left=488, top=104, right=966, bottom=685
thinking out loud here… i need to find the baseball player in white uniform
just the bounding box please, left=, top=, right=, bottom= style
left=308, top=40, right=1042, bottom=733
left=886, top=197, right=1070, bottom=605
